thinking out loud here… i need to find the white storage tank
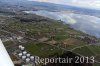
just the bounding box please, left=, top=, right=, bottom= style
left=26, top=54, right=31, bottom=57
left=18, top=53, right=23, bottom=57
left=22, top=56, right=26, bottom=60
left=26, top=58, right=30, bottom=63
left=18, top=45, right=23, bottom=49
left=20, top=47, right=25, bottom=50
left=30, top=56, right=34, bottom=61
left=23, top=51, right=27, bottom=55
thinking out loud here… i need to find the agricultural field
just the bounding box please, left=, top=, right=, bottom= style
left=72, top=45, right=100, bottom=65
left=24, top=42, right=63, bottom=58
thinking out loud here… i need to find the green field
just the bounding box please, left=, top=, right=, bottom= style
left=72, top=45, right=100, bottom=64
left=24, top=42, right=63, bottom=58
left=73, top=46, right=95, bottom=56
left=3, top=40, right=14, bottom=47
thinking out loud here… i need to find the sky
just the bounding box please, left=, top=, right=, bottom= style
left=28, top=0, right=100, bottom=9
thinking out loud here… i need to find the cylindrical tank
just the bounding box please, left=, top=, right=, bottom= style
left=26, top=58, right=30, bottom=63
left=18, top=45, right=22, bottom=49
left=30, top=56, right=34, bottom=61
left=22, top=56, right=26, bottom=60
left=26, top=54, right=31, bottom=57
left=18, top=53, right=23, bottom=57
left=23, top=51, right=27, bottom=55
left=20, top=47, right=25, bottom=50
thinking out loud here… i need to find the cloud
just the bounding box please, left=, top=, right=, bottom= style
left=28, top=0, right=100, bottom=9
left=25, top=10, right=100, bottom=38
